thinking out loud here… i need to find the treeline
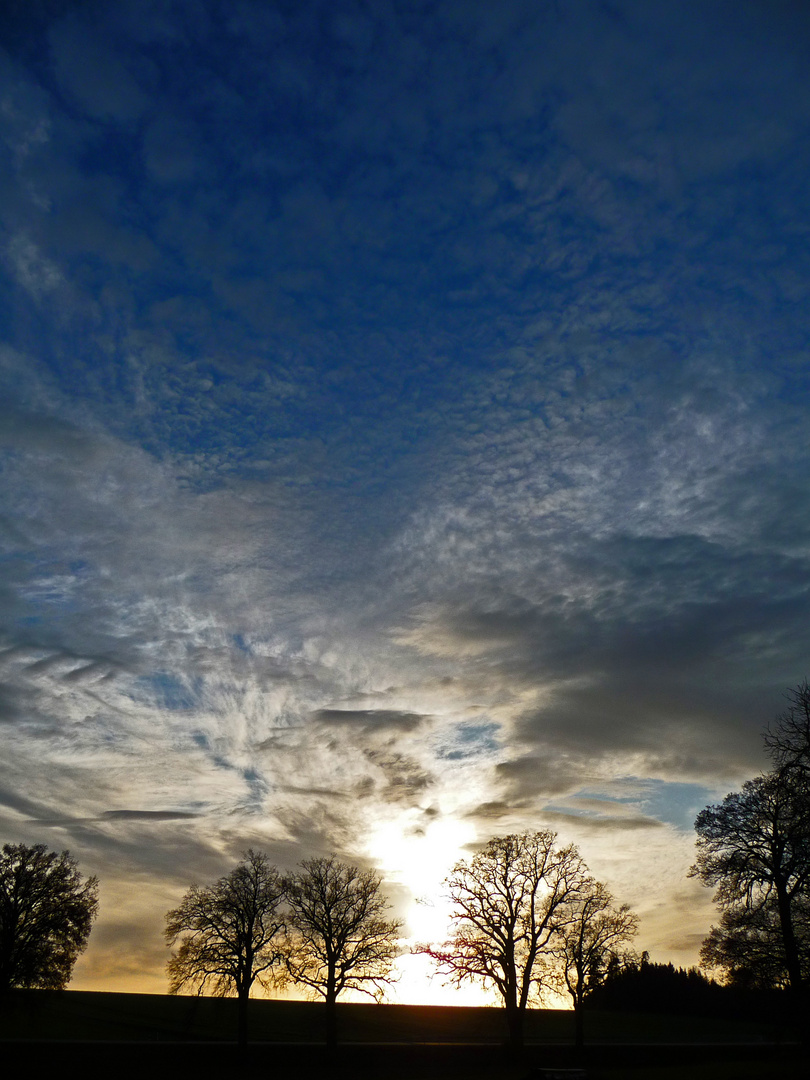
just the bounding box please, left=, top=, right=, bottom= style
left=164, top=832, right=640, bottom=1050
left=585, top=953, right=784, bottom=1021
left=3, top=680, right=809, bottom=1052
left=1, top=832, right=636, bottom=1052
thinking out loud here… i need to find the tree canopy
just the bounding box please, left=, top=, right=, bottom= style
left=700, top=894, right=810, bottom=991
left=165, top=850, right=286, bottom=1045
left=692, top=771, right=809, bottom=992
left=418, top=830, right=589, bottom=1049
left=284, top=856, right=401, bottom=1047
left=692, top=681, right=810, bottom=994
left=0, top=842, right=98, bottom=993
left=549, top=877, right=638, bottom=1048
left=764, top=680, right=810, bottom=773
left=585, top=954, right=730, bottom=1016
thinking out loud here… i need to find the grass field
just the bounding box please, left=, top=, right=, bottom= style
left=0, top=990, right=804, bottom=1079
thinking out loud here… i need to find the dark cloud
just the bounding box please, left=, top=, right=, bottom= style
left=464, top=800, right=514, bottom=821
left=539, top=810, right=664, bottom=833
left=400, top=526, right=810, bottom=782
left=21, top=809, right=201, bottom=827
left=364, top=750, right=434, bottom=804
left=0, top=782, right=56, bottom=821
left=0, top=681, right=37, bottom=724
left=268, top=804, right=363, bottom=864
left=495, top=755, right=589, bottom=802
left=312, top=709, right=428, bottom=734
left=276, top=776, right=377, bottom=801
left=276, top=784, right=350, bottom=799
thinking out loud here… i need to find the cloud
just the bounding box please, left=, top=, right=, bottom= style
left=101, top=810, right=200, bottom=821
left=364, top=750, right=434, bottom=805
left=464, top=800, right=513, bottom=821
left=495, top=755, right=589, bottom=802
left=540, top=810, right=664, bottom=833
left=48, top=15, right=149, bottom=121
left=312, top=709, right=428, bottom=734
left=5, top=233, right=61, bottom=295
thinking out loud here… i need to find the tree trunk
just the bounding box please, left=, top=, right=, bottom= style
left=237, top=989, right=249, bottom=1049
left=504, top=1002, right=524, bottom=1052
left=573, top=1000, right=585, bottom=1056
left=503, top=954, right=523, bottom=1052
left=775, top=880, right=803, bottom=994
left=325, top=988, right=338, bottom=1050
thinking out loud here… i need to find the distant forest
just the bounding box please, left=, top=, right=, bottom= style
left=585, top=953, right=787, bottom=1021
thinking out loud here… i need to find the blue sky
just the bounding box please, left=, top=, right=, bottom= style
left=2, top=0, right=810, bottom=999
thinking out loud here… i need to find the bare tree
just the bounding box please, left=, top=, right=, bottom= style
left=284, top=857, right=401, bottom=1048
left=418, top=831, right=588, bottom=1050
left=764, top=680, right=810, bottom=773
left=165, top=850, right=286, bottom=1046
left=0, top=843, right=98, bottom=993
left=548, top=878, right=638, bottom=1050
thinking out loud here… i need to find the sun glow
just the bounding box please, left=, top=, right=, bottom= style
left=368, top=815, right=472, bottom=916
left=366, top=814, right=495, bottom=1005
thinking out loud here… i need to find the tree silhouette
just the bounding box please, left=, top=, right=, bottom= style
left=700, top=893, right=810, bottom=990
left=692, top=681, right=810, bottom=1000
left=165, top=850, right=286, bottom=1046
left=548, top=877, right=638, bottom=1050
left=418, top=830, right=588, bottom=1050
left=0, top=843, right=98, bottom=993
left=764, top=680, right=810, bottom=774
left=283, top=857, right=401, bottom=1048
left=692, top=770, right=808, bottom=993
left=586, top=954, right=730, bottom=1016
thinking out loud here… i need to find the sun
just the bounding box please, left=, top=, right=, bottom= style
left=365, top=814, right=495, bottom=1006
left=367, top=814, right=472, bottom=909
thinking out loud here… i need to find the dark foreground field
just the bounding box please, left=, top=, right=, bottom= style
left=1, top=990, right=804, bottom=1079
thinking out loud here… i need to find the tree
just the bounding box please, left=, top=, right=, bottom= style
left=692, top=769, right=809, bottom=994
left=692, top=683, right=810, bottom=1004
left=548, top=877, right=638, bottom=1050
left=0, top=843, right=98, bottom=993
left=283, top=856, right=401, bottom=1048
left=764, top=680, right=810, bottom=773
left=165, top=850, right=286, bottom=1047
left=700, top=894, right=810, bottom=991
left=585, top=954, right=731, bottom=1016
left=418, top=831, right=588, bottom=1050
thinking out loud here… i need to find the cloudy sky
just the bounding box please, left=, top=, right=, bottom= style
left=2, top=0, right=810, bottom=1003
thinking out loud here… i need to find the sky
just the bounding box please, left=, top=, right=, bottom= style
left=2, top=0, right=810, bottom=1005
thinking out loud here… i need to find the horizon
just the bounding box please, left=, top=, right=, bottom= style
left=2, top=0, right=810, bottom=1005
